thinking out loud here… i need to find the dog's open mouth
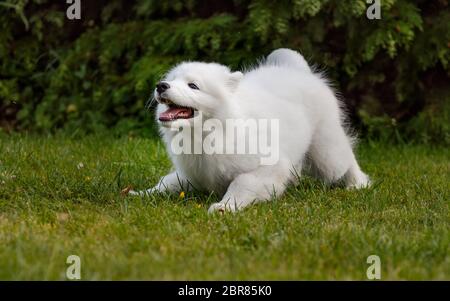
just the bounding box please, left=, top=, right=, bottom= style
left=159, top=100, right=195, bottom=122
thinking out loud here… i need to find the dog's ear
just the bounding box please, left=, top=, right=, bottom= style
left=228, top=71, right=243, bottom=91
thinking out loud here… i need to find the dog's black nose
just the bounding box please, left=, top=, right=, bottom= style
left=156, top=82, right=170, bottom=94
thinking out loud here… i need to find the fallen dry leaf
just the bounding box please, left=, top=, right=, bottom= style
left=56, top=212, right=70, bottom=222
left=120, top=185, right=133, bottom=196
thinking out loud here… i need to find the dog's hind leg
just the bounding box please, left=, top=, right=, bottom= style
left=208, top=159, right=293, bottom=213
left=129, top=171, right=191, bottom=196
left=308, top=119, right=370, bottom=188
left=343, top=160, right=370, bottom=189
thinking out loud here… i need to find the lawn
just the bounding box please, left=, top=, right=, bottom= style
left=0, top=133, right=448, bottom=280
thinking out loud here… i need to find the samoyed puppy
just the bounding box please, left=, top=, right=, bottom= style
left=130, top=48, right=370, bottom=213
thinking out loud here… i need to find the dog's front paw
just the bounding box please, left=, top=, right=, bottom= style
left=128, top=188, right=154, bottom=197
left=128, top=190, right=142, bottom=196
left=208, top=203, right=227, bottom=214
left=208, top=202, right=237, bottom=214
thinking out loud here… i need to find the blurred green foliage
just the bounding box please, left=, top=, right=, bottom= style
left=0, top=0, right=449, bottom=144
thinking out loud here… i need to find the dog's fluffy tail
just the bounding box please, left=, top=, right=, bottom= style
left=265, top=48, right=311, bottom=73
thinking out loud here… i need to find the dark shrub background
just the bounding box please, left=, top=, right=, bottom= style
left=0, top=0, right=449, bottom=144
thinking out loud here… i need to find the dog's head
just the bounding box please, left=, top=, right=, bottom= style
left=154, top=62, right=243, bottom=128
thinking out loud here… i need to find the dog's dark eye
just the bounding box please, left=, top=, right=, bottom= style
left=188, top=83, right=199, bottom=90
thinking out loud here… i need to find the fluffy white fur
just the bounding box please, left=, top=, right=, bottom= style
left=130, top=48, right=370, bottom=213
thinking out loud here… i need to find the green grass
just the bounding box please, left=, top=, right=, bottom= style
left=0, top=133, right=448, bottom=280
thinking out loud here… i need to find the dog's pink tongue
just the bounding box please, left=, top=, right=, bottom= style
left=159, top=107, right=194, bottom=121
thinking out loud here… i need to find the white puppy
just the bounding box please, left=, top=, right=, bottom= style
left=130, top=48, right=370, bottom=213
